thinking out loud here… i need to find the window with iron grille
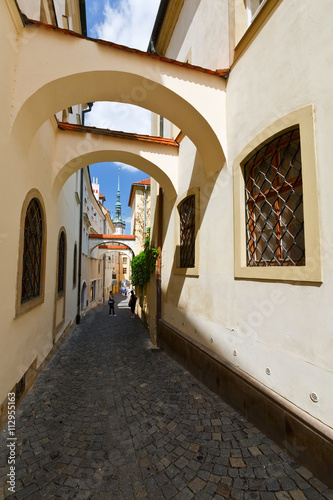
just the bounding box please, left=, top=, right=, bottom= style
left=58, top=232, right=66, bottom=293
left=73, top=243, right=77, bottom=287
left=244, top=127, right=305, bottom=267
left=179, top=195, right=195, bottom=268
left=21, top=198, right=43, bottom=303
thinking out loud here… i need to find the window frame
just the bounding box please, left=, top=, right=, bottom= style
left=233, top=105, right=322, bottom=283
left=244, top=127, right=305, bottom=267
left=90, top=279, right=96, bottom=302
left=173, top=187, right=200, bottom=277
left=233, top=0, right=282, bottom=66
left=15, top=189, right=47, bottom=318
left=246, top=0, right=266, bottom=25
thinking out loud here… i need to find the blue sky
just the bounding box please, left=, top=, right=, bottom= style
left=84, top=0, right=161, bottom=233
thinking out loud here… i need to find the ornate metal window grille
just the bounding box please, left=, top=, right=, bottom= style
left=244, top=128, right=305, bottom=267
left=179, top=195, right=195, bottom=268
left=21, top=198, right=43, bottom=303
left=73, top=243, right=77, bottom=287
left=58, top=232, right=65, bottom=293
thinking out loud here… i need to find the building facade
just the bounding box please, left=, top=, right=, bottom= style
left=1, top=0, right=333, bottom=485
left=128, top=178, right=151, bottom=252
left=147, top=0, right=333, bottom=485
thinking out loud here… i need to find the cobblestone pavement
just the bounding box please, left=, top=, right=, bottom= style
left=1, top=295, right=333, bottom=500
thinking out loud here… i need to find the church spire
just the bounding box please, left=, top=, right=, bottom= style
left=112, top=170, right=126, bottom=235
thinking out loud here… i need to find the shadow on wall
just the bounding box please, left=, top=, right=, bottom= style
left=164, top=149, right=227, bottom=312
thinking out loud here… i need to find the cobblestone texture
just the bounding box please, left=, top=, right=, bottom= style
left=1, top=295, right=332, bottom=499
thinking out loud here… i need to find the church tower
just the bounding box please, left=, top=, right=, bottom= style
left=112, top=172, right=126, bottom=235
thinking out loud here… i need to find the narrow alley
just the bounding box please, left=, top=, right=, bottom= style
left=1, top=295, right=332, bottom=500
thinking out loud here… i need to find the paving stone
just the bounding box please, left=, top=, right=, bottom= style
left=217, top=482, right=232, bottom=498
left=244, top=493, right=260, bottom=500
left=0, top=298, right=331, bottom=499
left=259, top=493, right=275, bottom=500
left=188, top=476, right=206, bottom=493
left=230, top=457, right=247, bottom=468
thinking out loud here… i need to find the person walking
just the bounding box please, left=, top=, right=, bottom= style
left=128, top=290, right=137, bottom=318
left=108, top=292, right=116, bottom=316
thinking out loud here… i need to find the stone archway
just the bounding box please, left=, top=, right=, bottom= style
left=11, top=20, right=227, bottom=181
left=51, top=125, right=179, bottom=199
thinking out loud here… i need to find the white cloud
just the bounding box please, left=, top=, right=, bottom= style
left=85, top=101, right=151, bottom=134
left=86, top=0, right=160, bottom=135
left=91, top=0, right=160, bottom=50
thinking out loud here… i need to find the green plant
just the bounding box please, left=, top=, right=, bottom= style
left=131, top=229, right=159, bottom=296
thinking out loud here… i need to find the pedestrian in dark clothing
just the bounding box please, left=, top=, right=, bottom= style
left=128, top=290, right=137, bottom=318
left=108, top=292, right=116, bottom=316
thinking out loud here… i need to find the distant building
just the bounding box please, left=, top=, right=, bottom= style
left=128, top=178, right=151, bottom=252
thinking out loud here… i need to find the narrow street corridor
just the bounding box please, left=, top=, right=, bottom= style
left=1, top=295, right=332, bottom=500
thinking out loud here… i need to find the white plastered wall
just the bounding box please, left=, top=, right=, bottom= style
left=0, top=4, right=80, bottom=404
left=154, top=0, right=333, bottom=429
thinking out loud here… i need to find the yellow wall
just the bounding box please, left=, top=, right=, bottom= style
left=0, top=3, right=81, bottom=404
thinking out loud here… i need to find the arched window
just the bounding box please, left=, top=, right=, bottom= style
left=21, top=198, right=43, bottom=303
left=244, top=127, right=304, bottom=267
left=16, top=190, right=47, bottom=317
left=73, top=243, right=77, bottom=287
left=57, top=231, right=66, bottom=295
left=179, top=195, right=195, bottom=268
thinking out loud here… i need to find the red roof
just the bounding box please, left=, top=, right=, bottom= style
left=99, top=245, right=129, bottom=250
left=134, top=178, right=150, bottom=186
left=128, top=178, right=151, bottom=207
left=24, top=18, right=229, bottom=79
left=58, top=122, right=179, bottom=147
left=89, top=234, right=135, bottom=240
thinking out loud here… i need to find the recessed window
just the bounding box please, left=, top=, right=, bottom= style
left=90, top=280, right=96, bottom=302
left=234, top=106, right=321, bottom=282
left=123, top=267, right=127, bottom=274
left=57, top=232, right=66, bottom=294
left=244, top=128, right=304, bottom=267
left=179, top=195, right=195, bottom=268
left=247, top=0, right=265, bottom=24
left=21, top=198, right=43, bottom=303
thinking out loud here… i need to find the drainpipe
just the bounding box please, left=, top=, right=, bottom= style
left=76, top=102, right=93, bottom=323
left=156, top=186, right=163, bottom=333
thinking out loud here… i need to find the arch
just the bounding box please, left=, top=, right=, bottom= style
left=15, top=189, right=47, bottom=318
left=12, top=24, right=227, bottom=178
left=52, top=127, right=179, bottom=199
left=89, top=235, right=136, bottom=256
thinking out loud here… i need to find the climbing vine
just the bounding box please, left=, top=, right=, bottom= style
left=131, top=228, right=159, bottom=293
